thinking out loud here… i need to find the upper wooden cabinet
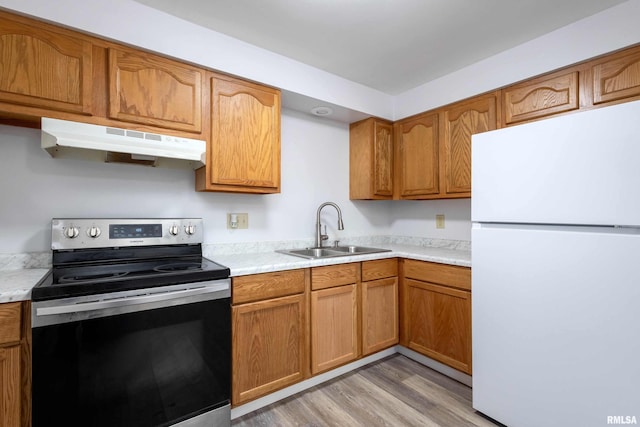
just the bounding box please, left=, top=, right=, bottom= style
left=0, top=11, right=92, bottom=116
left=108, top=47, right=204, bottom=133
left=441, top=93, right=497, bottom=197
left=350, top=118, right=394, bottom=200
left=197, top=74, right=281, bottom=194
left=503, top=70, right=579, bottom=125
left=394, top=113, right=440, bottom=199
left=358, top=93, right=497, bottom=200
left=592, top=47, right=640, bottom=105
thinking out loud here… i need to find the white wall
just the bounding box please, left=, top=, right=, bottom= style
left=0, top=109, right=392, bottom=253
left=394, top=0, right=640, bottom=119
left=1, top=0, right=639, bottom=122
left=0, top=0, right=393, bottom=120
left=390, top=199, right=472, bottom=242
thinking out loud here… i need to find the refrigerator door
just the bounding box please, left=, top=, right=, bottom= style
left=472, top=223, right=640, bottom=427
left=472, top=100, right=640, bottom=226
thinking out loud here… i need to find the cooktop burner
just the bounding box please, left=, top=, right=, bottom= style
left=153, top=262, right=203, bottom=272
left=58, top=271, right=129, bottom=283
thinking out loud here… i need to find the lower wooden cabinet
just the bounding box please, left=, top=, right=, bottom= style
left=310, top=263, right=360, bottom=375
left=361, top=259, right=399, bottom=356
left=401, top=260, right=472, bottom=374
left=310, top=260, right=399, bottom=373
left=0, top=301, right=30, bottom=427
left=231, top=270, right=308, bottom=405
left=0, top=345, right=20, bottom=426
left=310, top=283, right=359, bottom=374
left=362, top=277, right=398, bottom=355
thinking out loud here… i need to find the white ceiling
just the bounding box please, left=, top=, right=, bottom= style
left=133, top=0, right=627, bottom=95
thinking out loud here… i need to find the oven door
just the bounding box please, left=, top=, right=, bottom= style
left=31, top=280, right=231, bottom=427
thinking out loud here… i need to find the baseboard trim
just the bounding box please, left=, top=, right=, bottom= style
left=397, top=346, right=472, bottom=387
left=230, top=345, right=472, bottom=419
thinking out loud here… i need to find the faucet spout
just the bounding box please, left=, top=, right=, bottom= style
left=315, top=202, right=344, bottom=248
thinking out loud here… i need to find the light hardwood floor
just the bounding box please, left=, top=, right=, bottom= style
left=232, top=355, right=502, bottom=427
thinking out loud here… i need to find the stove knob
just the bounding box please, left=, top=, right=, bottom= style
left=185, top=225, right=196, bottom=235
left=169, top=225, right=180, bottom=236
left=64, top=226, right=79, bottom=239
left=87, top=226, right=101, bottom=238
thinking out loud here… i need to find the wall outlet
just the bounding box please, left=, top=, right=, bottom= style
left=435, top=214, right=445, bottom=229
left=227, top=213, right=249, bottom=229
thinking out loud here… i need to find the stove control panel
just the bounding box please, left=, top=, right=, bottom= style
left=51, top=218, right=204, bottom=250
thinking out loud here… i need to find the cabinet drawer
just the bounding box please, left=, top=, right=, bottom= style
left=233, top=269, right=306, bottom=304
left=362, top=258, right=397, bottom=282
left=311, top=263, right=359, bottom=291
left=0, top=302, right=22, bottom=345
left=403, top=260, right=471, bottom=291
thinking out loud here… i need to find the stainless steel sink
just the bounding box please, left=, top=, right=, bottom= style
left=328, top=245, right=391, bottom=255
left=276, top=246, right=391, bottom=259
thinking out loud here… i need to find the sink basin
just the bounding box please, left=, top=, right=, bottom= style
left=276, top=246, right=391, bottom=259
left=329, top=245, right=391, bottom=255
left=280, top=248, right=343, bottom=259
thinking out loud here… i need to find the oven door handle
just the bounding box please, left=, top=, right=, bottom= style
left=35, top=281, right=229, bottom=317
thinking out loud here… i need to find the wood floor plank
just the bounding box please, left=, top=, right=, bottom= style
left=233, top=355, right=501, bottom=427
left=322, top=369, right=441, bottom=427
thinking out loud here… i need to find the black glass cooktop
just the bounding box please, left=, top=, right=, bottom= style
left=32, top=251, right=230, bottom=301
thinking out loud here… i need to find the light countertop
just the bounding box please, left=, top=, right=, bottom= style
left=0, top=244, right=470, bottom=303
left=214, top=243, right=470, bottom=277
left=0, top=268, right=49, bottom=303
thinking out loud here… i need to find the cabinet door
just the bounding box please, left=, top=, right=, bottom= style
left=441, top=94, right=496, bottom=196
left=503, top=70, right=579, bottom=125
left=209, top=75, right=281, bottom=193
left=108, top=47, right=204, bottom=132
left=0, top=12, right=92, bottom=115
left=0, top=345, right=21, bottom=426
left=362, top=277, right=398, bottom=355
left=592, top=47, right=640, bottom=105
left=404, top=278, right=471, bottom=374
left=372, top=120, right=394, bottom=197
left=349, top=118, right=393, bottom=199
left=0, top=302, right=21, bottom=346
left=232, top=293, right=306, bottom=405
left=395, top=113, right=439, bottom=198
left=311, top=284, right=358, bottom=374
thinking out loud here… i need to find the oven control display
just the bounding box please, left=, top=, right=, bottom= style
left=110, top=224, right=163, bottom=239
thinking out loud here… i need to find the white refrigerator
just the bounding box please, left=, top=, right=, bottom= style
left=471, top=100, right=640, bottom=427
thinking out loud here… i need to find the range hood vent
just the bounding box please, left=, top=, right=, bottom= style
left=41, top=118, right=206, bottom=169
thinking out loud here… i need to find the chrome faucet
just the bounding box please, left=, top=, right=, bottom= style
left=315, top=202, right=344, bottom=248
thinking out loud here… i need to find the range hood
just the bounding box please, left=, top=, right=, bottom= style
left=41, top=118, right=206, bottom=169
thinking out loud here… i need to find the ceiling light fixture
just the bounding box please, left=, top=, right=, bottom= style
left=310, top=106, right=333, bottom=116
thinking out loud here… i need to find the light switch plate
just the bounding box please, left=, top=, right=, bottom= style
left=436, top=214, right=445, bottom=229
